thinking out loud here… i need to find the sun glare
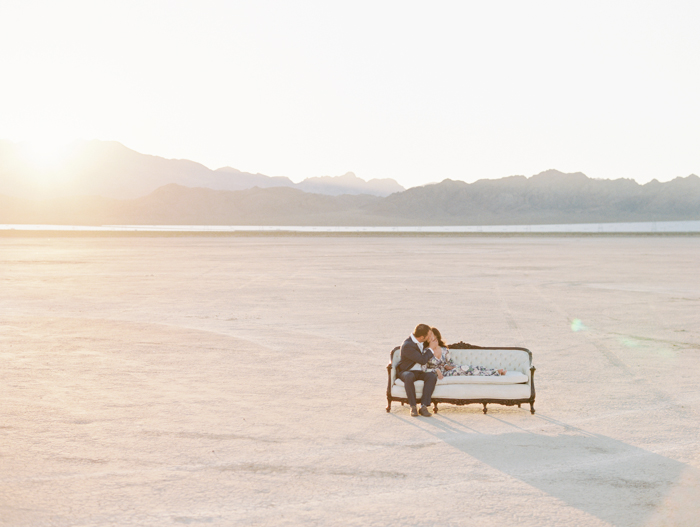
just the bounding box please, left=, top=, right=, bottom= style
left=18, top=139, right=73, bottom=171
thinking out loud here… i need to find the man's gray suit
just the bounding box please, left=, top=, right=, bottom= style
left=396, top=336, right=438, bottom=408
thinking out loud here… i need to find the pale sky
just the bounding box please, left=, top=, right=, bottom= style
left=1, top=1, right=698, bottom=187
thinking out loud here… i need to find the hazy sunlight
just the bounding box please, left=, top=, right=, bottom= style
left=18, top=139, right=72, bottom=171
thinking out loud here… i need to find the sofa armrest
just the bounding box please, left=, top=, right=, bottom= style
left=386, top=363, right=394, bottom=401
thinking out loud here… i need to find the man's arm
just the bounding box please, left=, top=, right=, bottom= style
left=400, top=340, right=434, bottom=366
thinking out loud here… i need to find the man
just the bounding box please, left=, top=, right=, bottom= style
left=396, top=323, right=442, bottom=417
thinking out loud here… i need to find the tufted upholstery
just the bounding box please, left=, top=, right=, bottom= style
left=447, top=349, right=530, bottom=374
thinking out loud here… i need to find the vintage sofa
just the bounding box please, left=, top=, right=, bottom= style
left=386, top=342, right=536, bottom=414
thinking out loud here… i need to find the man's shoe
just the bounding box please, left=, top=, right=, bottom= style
left=410, top=406, right=419, bottom=417
left=419, top=406, right=432, bottom=417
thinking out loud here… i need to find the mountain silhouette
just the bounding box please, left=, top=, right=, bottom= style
left=369, top=171, right=700, bottom=224
left=297, top=172, right=404, bottom=196
left=1, top=170, right=698, bottom=226
left=0, top=140, right=404, bottom=199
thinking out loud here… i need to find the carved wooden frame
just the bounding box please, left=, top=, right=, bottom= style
left=386, top=342, right=536, bottom=414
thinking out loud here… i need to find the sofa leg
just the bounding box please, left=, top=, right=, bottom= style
left=401, top=402, right=404, bottom=406
left=530, top=402, right=536, bottom=414
left=482, top=403, right=488, bottom=414
left=433, top=402, right=439, bottom=414
left=517, top=403, right=521, bottom=408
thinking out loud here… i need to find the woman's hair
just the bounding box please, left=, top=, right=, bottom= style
left=431, top=327, right=446, bottom=348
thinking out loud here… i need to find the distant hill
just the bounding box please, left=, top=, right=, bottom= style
left=0, top=140, right=404, bottom=199
left=0, top=140, right=216, bottom=199
left=297, top=172, right=404, bottom=196
left=0, top=184, right=383, bottom=226
left=213, top=166, right=296, bottom=190
left=1, top=170, right=698, bottom=226
left=370, top=170, right=700, bottom=224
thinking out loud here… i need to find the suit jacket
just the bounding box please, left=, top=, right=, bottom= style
left=396, top=336, right=435, bottom=375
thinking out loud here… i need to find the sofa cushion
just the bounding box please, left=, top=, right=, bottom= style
left=395, top=370, right=528, bottom=386
left=391, top=382, right=532, bottom=401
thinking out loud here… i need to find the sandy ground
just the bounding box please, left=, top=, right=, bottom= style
left=1, top=234, right=699, bottom=527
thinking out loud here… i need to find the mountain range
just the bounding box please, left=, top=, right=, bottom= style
left=0, top=140, right=405, bottom=199
left=1, top=168, right=698, bottom=226
left=1, top=139, right=698, bottom=225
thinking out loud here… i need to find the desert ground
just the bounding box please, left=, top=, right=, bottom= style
left=1, top=234, right=699, bottom=526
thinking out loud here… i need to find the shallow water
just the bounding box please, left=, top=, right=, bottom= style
left=2, top=219, right=700, bottom=233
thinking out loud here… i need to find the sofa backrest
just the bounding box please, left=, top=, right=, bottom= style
left=447, top=348, right=531, bottom=375
left=390, top=346, right=532, bottom=384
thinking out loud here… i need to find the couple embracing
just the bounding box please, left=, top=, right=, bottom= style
left=396, top=323, right=448, bottom=417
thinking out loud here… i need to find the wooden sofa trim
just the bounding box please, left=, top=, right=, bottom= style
left=386, top=342, right=536, bottom=415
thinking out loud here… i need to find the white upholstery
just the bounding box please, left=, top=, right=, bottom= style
left=389, top=347, right=533, bottom=403
left=395, top=370, right=528, bottom=386
left=448, top=349, right=530, bottom=374
left=391, top=382, right=532, bottom=400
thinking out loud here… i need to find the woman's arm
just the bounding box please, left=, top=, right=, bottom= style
left=442, top=348, right=454, bottom=370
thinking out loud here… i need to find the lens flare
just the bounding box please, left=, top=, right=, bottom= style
left=571, top=318, right=587, bottom=332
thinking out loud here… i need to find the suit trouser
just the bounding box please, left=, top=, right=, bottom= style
left=398, top=370, right=438, bottom=407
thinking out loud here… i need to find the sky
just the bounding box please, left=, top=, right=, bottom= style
left=1, top=1, right=699, bottom=187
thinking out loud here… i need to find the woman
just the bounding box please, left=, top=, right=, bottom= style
left=423, top=327, right=506, bottom=378
left=421, top=327, right=454, bottom=380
